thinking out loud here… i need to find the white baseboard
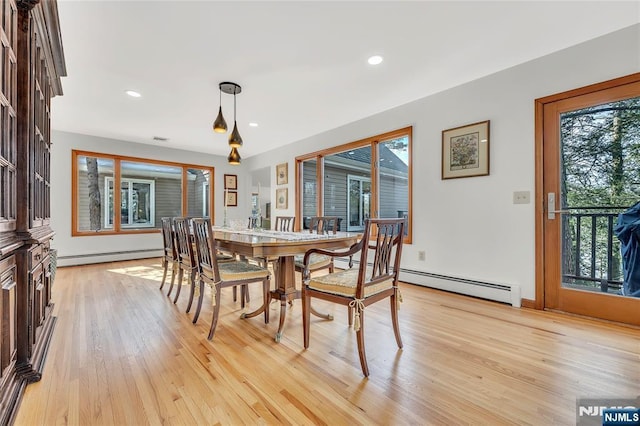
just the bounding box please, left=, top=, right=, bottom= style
left=57, top=249, right=163, bottom=267
left=334, top=258, right=521, bottom=307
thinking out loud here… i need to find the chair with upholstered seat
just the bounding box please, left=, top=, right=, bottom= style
left=294, top=216, right=339, bottom=277
left=191, top=218, right=271, bottom=340
left=301, top=218, right=405, bottom=376
left=159, top=217, right=178, bottom=293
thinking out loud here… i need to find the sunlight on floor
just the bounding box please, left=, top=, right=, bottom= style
left=108, top=263, right=168, bottom=282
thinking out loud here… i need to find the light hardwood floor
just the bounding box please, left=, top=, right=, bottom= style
left=15, top=259, right=640, bottom=425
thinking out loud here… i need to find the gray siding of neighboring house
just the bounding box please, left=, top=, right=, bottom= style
left=378, top=171, right=409, bottom=219
left=310, top=164, right=408, bottom=231
left=323, top=164, right=362, bottom=230
left=186, top=170, right=209, bottom=217
left=154, top=177, right=182, bottom=225
left=302, top=161, right=318, bottom=226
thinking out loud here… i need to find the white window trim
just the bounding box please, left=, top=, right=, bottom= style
left=104, top=177, right=156, bottom=228
left=346, top=174, right=371, bottom=232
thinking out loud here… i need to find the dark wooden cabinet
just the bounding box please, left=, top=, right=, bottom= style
left=0, top=0, right=64, bottom=423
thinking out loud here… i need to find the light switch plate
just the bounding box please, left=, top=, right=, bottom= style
left=513, top=191, right=531, bottom=204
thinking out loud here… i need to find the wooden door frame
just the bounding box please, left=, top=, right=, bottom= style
left=534, top=72, right=640, bottom=311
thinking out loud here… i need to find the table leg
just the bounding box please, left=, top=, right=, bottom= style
left=241, top=293, right=268, bottom=319
left=270, top=255, right=299, bottom=342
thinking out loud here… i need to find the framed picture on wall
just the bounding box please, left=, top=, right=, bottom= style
left=225, top=191, right=238, bottom=207
left=276, top=188, right=288, bottom=209
left=224, top=174, right=238, bottom=190
left=276, top=163, right=288, bottom=185
left=442, top=120, right=490, bottom=179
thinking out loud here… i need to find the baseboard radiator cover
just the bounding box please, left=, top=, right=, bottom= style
left=57, top=249, right=163, bottom=267
left=334, top=258, right=521, bottom=307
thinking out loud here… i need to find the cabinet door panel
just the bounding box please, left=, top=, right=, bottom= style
left=30, top=262, right=44, bottom=345
left=0, top=255, right=17, bottom=378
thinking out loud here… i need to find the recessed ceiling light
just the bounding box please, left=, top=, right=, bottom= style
left=125, top=90, right=141, bottom=98
left=249, top=122, right=258, bottom=127
left=367, top=55, right=383, bottom=65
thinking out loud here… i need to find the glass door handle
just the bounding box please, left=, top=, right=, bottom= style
left=547, top=193, right=569, bottom=219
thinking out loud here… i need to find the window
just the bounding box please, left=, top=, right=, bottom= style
left=186, top=168, right=211, bottom=218
left=104, top=177, right=155, bottom=228
left=72, top=150, right=214, bottom=235
left=296, top=127, right=412, bottom=242
left=300, top=158, right=318, bottom=230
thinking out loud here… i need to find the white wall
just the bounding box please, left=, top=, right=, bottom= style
left=51, top=131, right=252, bottom=265
left=245, top=24, right=640, bottom=301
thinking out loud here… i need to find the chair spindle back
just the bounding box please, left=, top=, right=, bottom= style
left=192, top=218, right=221, bottom=283
left=275, top=216, right=295, bottom=232
left=161, top=217, right=176, bottom=259
left=309, top=216, right=339, bottom=234
left=173, top=217, right=195, bottom=266
left=356, top=218, right=405, bottom=297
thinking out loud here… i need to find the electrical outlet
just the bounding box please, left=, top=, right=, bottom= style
left=418, top=251, right=426, bottom=261
left=513, top=191, right=531, bottom=204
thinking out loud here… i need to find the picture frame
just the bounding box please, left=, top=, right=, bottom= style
left=225, top=191, right=237, bottom=207
left=224, top=174, right=237, bottom=190
left=276, top=188, right=288, bottom=209
left=276, top=163, right=288, bottom=185
left=442, top=120, right=490, bottom=179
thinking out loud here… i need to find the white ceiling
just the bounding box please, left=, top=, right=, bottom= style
left=52, top=1, right=640, bottom=159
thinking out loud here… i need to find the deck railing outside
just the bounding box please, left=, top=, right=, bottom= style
left=561, top=207, right=626, bottom=294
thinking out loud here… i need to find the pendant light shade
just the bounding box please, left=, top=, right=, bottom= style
left=228, top=121, right=243, bottom=148
left=213, top=85, right=228, bottom=133
left=228, top=147, right=241, bottom=165
left=213, top=107, right=227, bottom=133
left=228, top=90, right=243, bottom=147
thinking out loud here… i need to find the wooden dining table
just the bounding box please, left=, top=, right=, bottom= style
left=212, top=227, right=359, bottom=342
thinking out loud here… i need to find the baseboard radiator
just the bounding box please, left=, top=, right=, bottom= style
left=57, top=249, right=163, bottom=267
left=334, top=258, right=521, bottom=307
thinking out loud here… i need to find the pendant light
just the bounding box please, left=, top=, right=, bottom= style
left=228, top=88, right=243, bottom=148
left=213, top=84, right=227, bottom=133
left=214, top=82, right=244, bottom=164
left=228, top=147, right=241, bottom=165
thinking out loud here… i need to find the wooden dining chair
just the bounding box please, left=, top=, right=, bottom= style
left=159, top=217, right=178, bottom=292
left=274, top=216, right=295, bottom=232
left=247, top=216, right=261, bottom=229
left=191, top=218, right=271, bottom=340
left=301, top=218, right=405, bottom=376
left=294, top=216, right=339, bottom=277
left=170, top=217, right=198, bottom=309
